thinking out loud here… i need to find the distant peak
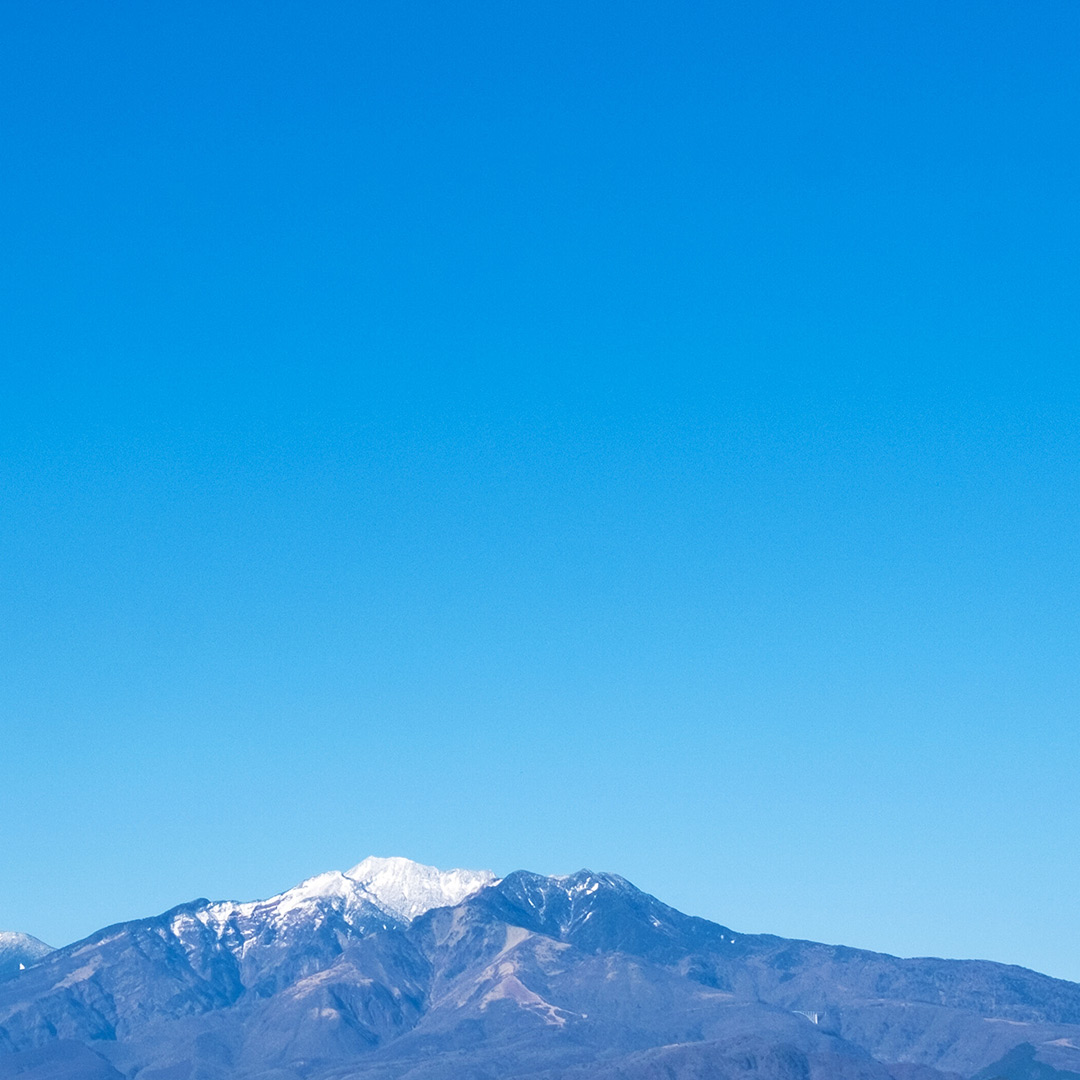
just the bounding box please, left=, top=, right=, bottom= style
left=0, top=930, right=53, bottom=952
left=0, top=930, right=54, bottom=977
left=344, top=856, right=496, bottom=921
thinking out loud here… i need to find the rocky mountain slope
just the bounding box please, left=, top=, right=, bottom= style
left=1, top=858, right=1077, bottom=1080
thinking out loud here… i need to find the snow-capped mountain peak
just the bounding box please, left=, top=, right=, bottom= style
left=0, top=930, right=54, bottom=979
left=344, top=856, right=496, bottom=921
left=167, top=858, right=494, bottom=958
left=0, top=930, right=53, bottom=955
left=197, top=869, right=386, bottom=931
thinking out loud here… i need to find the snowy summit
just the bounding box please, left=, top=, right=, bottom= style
left=344, top=856, right=496, bottom=922
left=0, top=931, right=54, bottom=978
left=183, top=856, right=497, bottom=944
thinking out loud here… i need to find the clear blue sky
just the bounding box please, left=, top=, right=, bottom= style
left=2, top=1, right=1078, bottom=981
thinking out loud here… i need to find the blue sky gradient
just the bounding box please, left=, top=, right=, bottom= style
left=2, top=1, right=1078, bottom=979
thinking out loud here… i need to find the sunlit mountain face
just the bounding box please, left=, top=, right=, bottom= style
left=1, top=858, right=1079, bottom=1080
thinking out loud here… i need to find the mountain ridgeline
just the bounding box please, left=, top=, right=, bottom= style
left=0, top=857, right=1077, bottom=1080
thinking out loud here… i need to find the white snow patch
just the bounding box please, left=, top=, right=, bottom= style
left=345, top=856, right=496, bottom=922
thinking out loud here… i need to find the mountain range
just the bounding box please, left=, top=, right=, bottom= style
left=1, top=857, right=1078, bottom=1080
